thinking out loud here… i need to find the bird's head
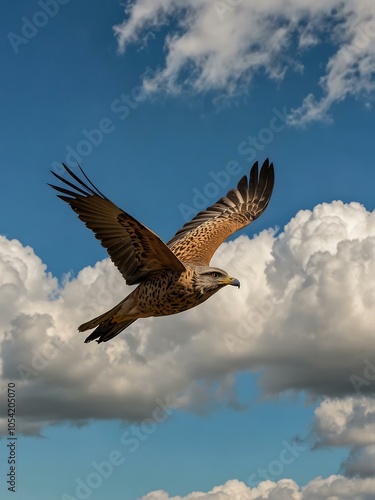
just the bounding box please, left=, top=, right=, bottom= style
left=194, top=266, right=240, bottom=295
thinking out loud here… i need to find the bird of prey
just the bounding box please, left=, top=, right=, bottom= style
left=49, top=159, right=274, bottom=343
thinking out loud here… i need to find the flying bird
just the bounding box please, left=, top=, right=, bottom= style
left=49, top=159, right=274, bottom=343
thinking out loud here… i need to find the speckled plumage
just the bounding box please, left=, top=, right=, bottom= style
left=49, top=159, right=274, bottom=343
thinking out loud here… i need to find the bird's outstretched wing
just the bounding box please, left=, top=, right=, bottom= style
left=168, top=159, right=274, bottom=265
left=49, top=164, right=185, bottom=285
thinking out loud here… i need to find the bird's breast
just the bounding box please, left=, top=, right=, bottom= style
left=133, top=269, right=205, bottom=317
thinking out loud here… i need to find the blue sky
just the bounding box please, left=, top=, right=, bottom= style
left=0, top=1, right=374, bottom=499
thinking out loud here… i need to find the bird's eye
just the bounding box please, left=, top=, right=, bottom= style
left=211, top=272, right=219, bottom=278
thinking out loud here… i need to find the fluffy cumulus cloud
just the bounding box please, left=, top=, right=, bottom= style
left=312, top=396, right=375, bottom=478
left=113, top=0, right=375, bottom=125
left=0, top=200, right=374, bottom=436
left=140, top=476, right=375, bottom=500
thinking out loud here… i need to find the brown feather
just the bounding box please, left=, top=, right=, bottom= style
left=49, top=165, right=185, bottom=285
left=167, top=159, right=274, bottom=265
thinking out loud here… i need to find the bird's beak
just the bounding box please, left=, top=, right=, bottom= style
left=219, top=276, right=240, bottom=288
left=230, top=277, right=240, bottom=288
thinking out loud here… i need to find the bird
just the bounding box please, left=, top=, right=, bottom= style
left=49, top=159, right=274, bottom=343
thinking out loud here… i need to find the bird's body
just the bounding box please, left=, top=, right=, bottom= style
left=79, top=265, right=239, bottom=342
left=126, top=266, right=218, bottom=318
left=121, top=268, right=199, bottom=318
left=49, top=159, right=274, bottom=343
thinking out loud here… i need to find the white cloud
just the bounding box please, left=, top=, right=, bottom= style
left=288, top=4, right=375, bottom=125
left=312, top=396, right=375, bottom=478
left=313, top=396, right=375, bottom=448
left=254, top=202, right=375, bottom=397
left=343, top=445, right=375, bottom=478
left=0, top=201, right=374, bottom=435
left=113, top=0, right=375, bottom=125
left=302, top=475, right=375, bottom=500
left=140, top=476, right=375, bottom=500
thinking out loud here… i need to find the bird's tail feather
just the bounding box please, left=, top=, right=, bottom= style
left=84, top=318, right=137, bottom=344
left=79, top=300, right=137, bottom=343
left=78, top=302, right=124, bottom=332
